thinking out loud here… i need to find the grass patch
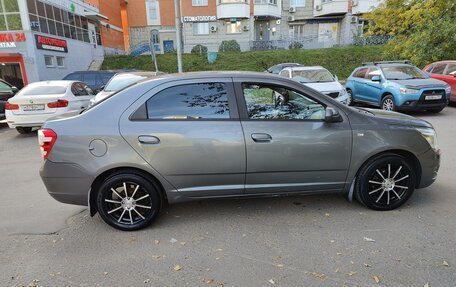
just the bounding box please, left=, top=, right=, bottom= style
left=102, top=45, right=386, bottom=80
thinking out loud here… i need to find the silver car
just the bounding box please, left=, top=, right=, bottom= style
left=39, top=72, right=440, bottom=231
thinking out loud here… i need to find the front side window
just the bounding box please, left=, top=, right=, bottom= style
left=146, top=83, right=230, bottom=119
left=193, top=22, right=209, bottom=35
left=279, top=70, right=290, bottom=78
left=381, top=65, right=426, bottom=80
left=365, top=67, right=381, bottom=79
left=431, top=63, right=446, bottom=75
left=242, top=83, right=325, bottom=120
left=226, top=21, right=241, bottom=33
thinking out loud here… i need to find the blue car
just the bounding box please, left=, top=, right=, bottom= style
left=345, top=61, right=451, bottom=113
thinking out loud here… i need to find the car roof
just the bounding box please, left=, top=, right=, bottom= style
left=66, top=70, right=117, bottom=74
left=286, top=66, right=326, bottom=70
left=112, top=71, right=165, bottom=77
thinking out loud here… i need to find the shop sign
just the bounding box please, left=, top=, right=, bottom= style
left=0, top=32, right=26, bottom=43
left=183, top=16, right=216, bottom=22
left=35, top=35, right=68, bottom=53
left=0, top=42, right=16, bottom=48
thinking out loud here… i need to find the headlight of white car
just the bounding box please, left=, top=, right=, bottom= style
left=399, top=87, right=420, bottom=94
left=445, top=85, right=451, bottom=95
left=416, top=127, right=438, bottom=151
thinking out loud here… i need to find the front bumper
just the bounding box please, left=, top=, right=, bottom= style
left=417, top=148, right=440, bottom=189
left=40, top=160, right=93, bottom=206
left=398, top=99, right=448, bottom=111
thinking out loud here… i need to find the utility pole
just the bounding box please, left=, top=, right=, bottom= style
left=174, top=0, right=183, bottom=73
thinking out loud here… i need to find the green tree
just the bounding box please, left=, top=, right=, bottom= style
left=365, top=0, right=456, bottom=67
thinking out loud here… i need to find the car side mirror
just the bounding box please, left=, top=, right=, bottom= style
left=371, top=75, right=381, bottom=82
left=11, top=86, right=19, bottom=93
left=325, top=107, right=343, bottom=123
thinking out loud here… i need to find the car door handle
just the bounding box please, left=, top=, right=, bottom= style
left=251, top=133, right=272, bottom=142
left=138, top=135, right=160, bottom=145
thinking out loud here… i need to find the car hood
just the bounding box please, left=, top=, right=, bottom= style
left=355, top=108, right=432, bottom=128
left=391, top=78, right=447, bottom=89
left=299, top=81, right=343, bottom=92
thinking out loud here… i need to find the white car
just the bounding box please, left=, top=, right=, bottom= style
left=279, top=66, right=349, bottom=105
left=5, top=81, right=94, bottom=134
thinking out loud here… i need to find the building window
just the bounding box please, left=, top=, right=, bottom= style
left=56, top=56, right=65, bottom=68
left=226, top=21, right=242, bottom=34
left=146, top=0, right=160, bottom=25
left=220, top=0, right=246, bottom=3
left=192, top=0, right=208, bottom=6
left=290, top=0, right=305, bottom=7
left=254, top=0, right=277, bottom=4
left=0, top=0, right=22, bottom=31
left=193, top=22, right=210, bottom=35
left=44, top=55, right=54, bottom=68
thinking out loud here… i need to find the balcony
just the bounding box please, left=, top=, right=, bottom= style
left=314, top=0, right=348, bottom=17
left=217, top=0, right=250, bottom=19
left=351, top=0, right=383, bottom=15
left=254, top=0, right=281, bottom=19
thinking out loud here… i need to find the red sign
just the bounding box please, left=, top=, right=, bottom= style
left=35, top=35, right=68, bottom=53
left=0, top=32, right=26, bottom=42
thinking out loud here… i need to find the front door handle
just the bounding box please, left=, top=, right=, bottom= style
left=251, top=133, right=272, bottom=142
left=138, top=135, right=160, bottom=145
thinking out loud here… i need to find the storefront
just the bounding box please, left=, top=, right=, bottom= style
left=0, top=32, right=28, bottom=89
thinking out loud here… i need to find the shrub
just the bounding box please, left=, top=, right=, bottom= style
left=289, top=41, right=303, bottom=50
left=191, top=44, right=208, bottom=55
left=219, top=40, right=241, bottom=52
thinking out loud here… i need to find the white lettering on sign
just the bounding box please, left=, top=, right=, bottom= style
left=0, top=42, right=16, bottom=48
left=182, top=16, right=217, bottom=22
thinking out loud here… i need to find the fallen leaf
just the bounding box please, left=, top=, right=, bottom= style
left=364, top=263, right=371, bottom=267
left=154, top=240, right=160, bottom=244
left=442, top=260, right=449, bottom=267
left=151, top=255, right=161, bottom=259
left=373, top=275, right=380, bottom=283
left=334, top=267, right=340, bottom=273
left=173, top=265, right=182, bottom=271
left=276, top=264, right=284, bottom=268
left=423, top=283, right=430, bottom=287
left=216, top=248, right=223, bottom=252
left=330, top=240, right=335, bottom=243
left=103, top=272, right=108, bottom=276
left=215, top=257, right=220, bottom=260
left=364, top=237, right=376, bottom=242
left=129, top=236, right=137, bottom=243
left=268, top=279, right=275, bottom=285
left=305, top=272, right=326, bottom=280
left=180, top=241, right=187, bottom=246
left=206, top=279, right=214, bottom=284
left=273, top=256, right=282, bottom=261
left=347, top=271, right=357, bottom=276
left=170, top=238, right=178, bottom=244
left=325, top=213, right=331, bottom=217
left=336, top=252, right=343, bottom=255
left=144, top=279, right=150, bottom=284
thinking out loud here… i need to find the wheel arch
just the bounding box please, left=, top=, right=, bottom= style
left=89, top=166, right=168, bottom=216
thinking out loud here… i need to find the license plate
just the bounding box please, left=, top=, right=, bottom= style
left=425, top=95, right=442, bottom=100
left=22, top=104, right=45, bottom=111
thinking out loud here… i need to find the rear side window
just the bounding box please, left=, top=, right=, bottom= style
left=446, top=64, right=456, bottom=75
left=431, top=63, right=446, bottom=75
left=83, top=73, right=97, bottom=86
left=354, top=68, right=368, bottom=78
left=146, top=83, right=230, bottom=119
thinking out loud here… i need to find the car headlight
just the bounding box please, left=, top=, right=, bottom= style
left=416, top=127, right=438, bottom=151
left=445, top=85, right=451, bottom=95
left=400, top=87, right=420, bottom=94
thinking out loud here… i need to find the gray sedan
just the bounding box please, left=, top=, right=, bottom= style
left=39, top=72, right=440, bottom=231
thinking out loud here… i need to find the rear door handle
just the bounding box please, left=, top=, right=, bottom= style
left=138, top=135, right=160, bottom=145
left=251, top=133, right=272, bottom=142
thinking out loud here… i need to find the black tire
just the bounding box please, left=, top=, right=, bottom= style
left=354, top=154, right=416, bottom=211
left=381, top=95, right=396, bottom=111
left=97, top=173, right=162, bottom=231
left=346, top=89, right=354, bottom=106
left=427, top=108, right=444, bottom=113
left=16, top=127, right=33, bottom=134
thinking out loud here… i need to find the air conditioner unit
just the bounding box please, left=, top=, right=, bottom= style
left=287, top=15, right=295, bottom=22
left=289, top=7, right=296, bottom=13
left=210, top=25, right=217, bottom=32
left=350, top=16, right=359, bottom=23
left=243, top=25, right=249, bottom=31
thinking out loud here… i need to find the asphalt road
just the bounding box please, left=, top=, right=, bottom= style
left=0, top=107, right=455, bottom=287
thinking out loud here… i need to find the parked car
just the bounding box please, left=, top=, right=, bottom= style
left=0, top=79, right=19, bottom=120
left=423, top=61, right=456, bottom=103
left=345, top=61, right=451, bottom=112
left=63, top=71, right=116, bottom=93
left=278, top=66, right=349, bottom=105
left=266, top=63, right=303, bottom=74
left=6, top=81, right=94, bottom=134
left=39, top=72, right=440, bottom=231
left=89, top=71, right=166, bottom=107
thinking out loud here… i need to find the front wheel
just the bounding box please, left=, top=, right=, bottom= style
left=355, top=154, right=416, bottom=211
left=16, top=127, right=33, bottom=134
left=381, top=95, right=396, bottom=111
left=96, top=173, right=162, bottom=231
left=346, top=89, right=354, bottom=106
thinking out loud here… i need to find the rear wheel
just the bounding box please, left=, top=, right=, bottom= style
left=16, top=127, right=33, bottom=134
left=381, top=95, right=396, bottom=111
left=97, top=173, right=161, bottom=231
left=355, top=154, right=416, bottom=210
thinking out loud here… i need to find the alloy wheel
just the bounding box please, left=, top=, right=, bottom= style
left=366, top=163, right=410, bottom=206
left=382, top=98, right=394, bottom=111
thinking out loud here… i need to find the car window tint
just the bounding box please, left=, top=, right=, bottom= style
left=63, top=73, right=80, bottom=81
left=146, top=83, right=230, bottom=119
left=73, top=83, right=89, bottom=96
left=432, top=63, right=446, bottom=75
left=445, top=64, right=456, bottom=75
left=242, top=83, right=325, bottom=120
left=354, top=68, right=368, bottom=78
left=0, top=81, right=12, bottom=92
left=366, top=68, right=381, bottom=79
left=83, top=73, right=97, bottom=86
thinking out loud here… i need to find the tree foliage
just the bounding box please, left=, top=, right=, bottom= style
left=365, top=0, right=456, bottom=67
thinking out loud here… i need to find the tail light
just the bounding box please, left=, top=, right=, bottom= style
left=38, top=129, right=57, bottom=160
left=47, top=99, right=68, bottom=108
left=5, top=101, right=19, bottom=110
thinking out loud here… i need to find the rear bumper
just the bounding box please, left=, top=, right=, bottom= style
left=40, top=160, right=93, bottom=206
left=417, top=148, right=440, bottom=189
left=6, top=111, right=58, bottom=128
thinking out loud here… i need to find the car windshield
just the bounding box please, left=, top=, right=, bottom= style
left=381, top=65, right=426, bottom=80
left=104, top=74, right=148, bottom=92
left=19, top=85, right=67, bottom=95
left=291, top=69, right=334, bottom=83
